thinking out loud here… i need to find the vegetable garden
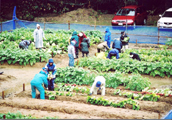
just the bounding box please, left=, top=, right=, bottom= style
left=0, top=28, right=172, bottom=119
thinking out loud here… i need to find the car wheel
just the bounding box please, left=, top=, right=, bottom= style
left=143, top=19, right=147, bottom=25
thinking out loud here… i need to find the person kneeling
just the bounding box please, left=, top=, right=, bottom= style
left=107, top=48, right=120, bottom=59
left=130, top=52, right=141, bottom=61
left=90, top=76, right=106, bottom=96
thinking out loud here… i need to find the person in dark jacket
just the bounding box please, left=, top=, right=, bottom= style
left=105, top=27, right=111, bottom=48
left=80, top=38, right=90, bottom=57
left=30, top=67, right=48, bottom=100
left=19, top=40, right=32, bottom=49
left=45, top=58, right=57, bottom=91
left=130, top=52, right=141, bottom=61
left=120, top=31, right=130, bottom=52
left=70, top=31, right=79, bottom=58
left=112, top=38, right=122, bottom=53
left=107, top=48, right=120, bottom=59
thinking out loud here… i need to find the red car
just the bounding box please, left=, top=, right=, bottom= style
left=111, top=5, right=147, bottom=26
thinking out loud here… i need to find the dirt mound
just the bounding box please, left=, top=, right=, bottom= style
left=0, top=74, right=16, bottom=81
left=35, top=8, right=113, bottom=25
left=0, top=97, right=159, bottom=119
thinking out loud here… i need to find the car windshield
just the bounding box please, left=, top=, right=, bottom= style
left=116, top=8, right=135, bottom=16
left=163, top=11, right=172, bottom=17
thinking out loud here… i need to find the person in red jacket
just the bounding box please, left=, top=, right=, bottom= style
left=78, top=32, right=87, bottom=50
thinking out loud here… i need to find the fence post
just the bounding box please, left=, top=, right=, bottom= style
left=40, top=56, right=41, bottom=62
left=52, top=51, right=53, bottom=58
left=94, top=19, right=96, bottom=30
left=158, top=26, right=160, bottom=44
left=1, top=21, right=2, bottom=32
left=23, top=83, right=25, bottom=91
left=136, top=39, right=137, bottom=46
left=68, top=21, right=70, bottom=30
left=44, top=21, right=45, bottom=30
left=2, top=91, right=4, bottom=99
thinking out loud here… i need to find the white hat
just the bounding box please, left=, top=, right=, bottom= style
left=36, top=24, right=40, bottom=27
left=79, top=32, right=83, bottom=37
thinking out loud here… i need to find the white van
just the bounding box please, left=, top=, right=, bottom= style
left=157, top=8, right=172, bottom=28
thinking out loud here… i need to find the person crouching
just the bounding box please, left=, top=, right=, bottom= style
left=90, top=76, right=106, bottom=96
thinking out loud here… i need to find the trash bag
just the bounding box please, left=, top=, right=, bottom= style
left=96, top=52, right=106, bottom=59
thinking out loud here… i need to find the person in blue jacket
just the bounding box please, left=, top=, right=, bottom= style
left=30, top=67, right=48, bottom=100
left=45, top=58, right=57, bottom=91
left=19, top=40, right=32, bottom=49
left=112, top=38, right=122, bottom=53
left=107, top=48, right=120, bottom=59
left=104, top=27, right=111, bottom=48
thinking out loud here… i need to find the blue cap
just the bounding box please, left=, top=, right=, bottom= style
left=49, top=58, right=54, bottom=63
left=96, top=81, right=101, bottom=87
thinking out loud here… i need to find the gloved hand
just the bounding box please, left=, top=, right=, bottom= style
left=99, top=87, right=101, bottom=90
left=46, top=87, right=48, bottom=90
left=89, top=93, right=92, bottom=96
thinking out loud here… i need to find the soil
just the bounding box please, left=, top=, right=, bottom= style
left=0, top=43, right=172, bottom=119
left=34, top=8, right=159, bottom=26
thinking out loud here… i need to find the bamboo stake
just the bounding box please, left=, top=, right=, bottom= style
left=68, top=21, right=70, bottom=30
left=23, top=83, right=25, bottom=91
left=2, top=91, right=4, bottom=99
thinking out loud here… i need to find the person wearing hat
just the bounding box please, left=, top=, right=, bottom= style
left=78, top=32, right=87, bottom=51
left=107, top=48, right=120, bottom=59
left=68, top=41, right=76, bottom=66
left=97, top=41, right=112, bottom=53
left=30, top=67, right=48, bottom=99
left=19, top=39, right=32, bottom=50
left=80, top=38, right=90, bottom=57
left=104, top=27, right=111, bottom=48
left=130, top=52, right=141, bottom=61
left=34, top=24, right=46, bottom=49
left=70, top=31, right=79, bottom=58
left=120, top=31, right=130, bottom=52
left=112, top=38, right=122, bottom=53
left=90, top=76, right=106, bottom=96
left=45, top=58, right=57, bottom=91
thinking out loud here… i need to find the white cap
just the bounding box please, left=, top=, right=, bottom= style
left=79, top=32, right=83, bottom=37
left=36, top=24, right=40, bottom=27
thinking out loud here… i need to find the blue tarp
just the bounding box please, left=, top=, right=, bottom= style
left=162, top=109, right=172, bottom=119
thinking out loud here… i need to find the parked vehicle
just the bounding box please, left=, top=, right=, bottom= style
left=111, top=5, right=147, bottom=26
left=157, top=8, right=172, bottom=28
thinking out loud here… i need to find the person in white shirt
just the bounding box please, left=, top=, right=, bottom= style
left=34, top=24, right=46, bottom=49
left=90, top=76, right=106, bottom=96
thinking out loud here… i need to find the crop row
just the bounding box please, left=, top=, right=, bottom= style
left=0, top=111, right=59, bottom=119
left=120, top=52, right=172, bottom=63
left=76, top=57, right=172, bottom=77
left=0, top=48, right=50, bottom=66
left=55, top=67, right=151, bottom=91
left=125, top=48, right=172, bottom=56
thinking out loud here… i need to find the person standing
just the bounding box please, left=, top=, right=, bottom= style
left=105, top=27, right=111, bottom=48
left=107, top=48, right=120, bottom=59
left=19, top=40, right=32, bottom=50
left=90, top=76, right=106, bottom=96
left=112, top=38, right=122, bottom=53
left=45, top=58, right=57, bottom=91
left=78, top=32, right=87, bottom=50
left=70, top=31, right=79, bottom=58
left=34, top=24, right=46, bottom=49
left=30, top=67, right=48, bottom=100
left=130, top=52, right=141, bottom=61
left=80, top=38, right=90, bottom=57
left=68, top=41, right=76, bottom=67
left=120, top=31, right=130, bottom=52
